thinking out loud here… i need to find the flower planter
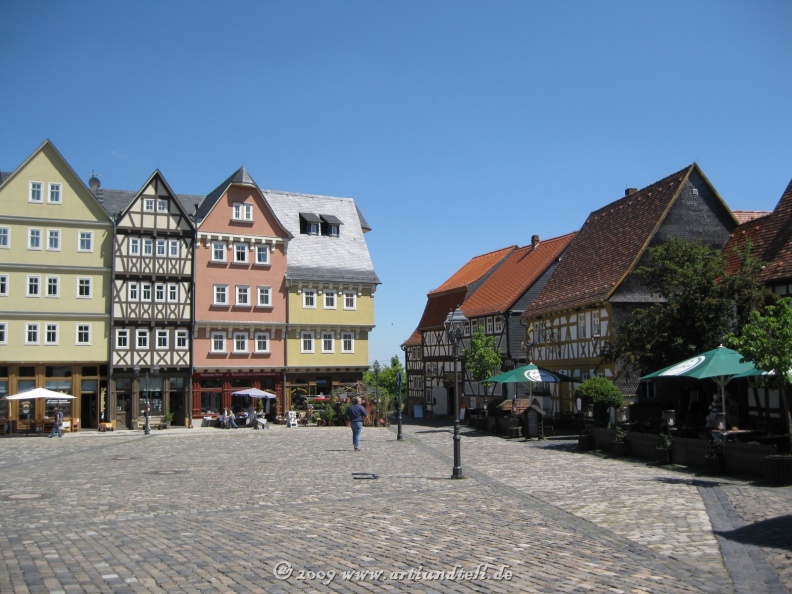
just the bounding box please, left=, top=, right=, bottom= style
left=764, top=455, right=792, bottom=486
left=612, top=441, right=629, bottom=457
left=655, top=447, right=672, bottom=464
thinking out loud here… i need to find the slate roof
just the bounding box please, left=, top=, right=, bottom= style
left=264, top=189, right=380, bottom=285
left=724, top=178, right=792, bottom=283
left=462, top=232, right=577, bottom=318
left=524, top=164, right=725, bottom=318
left=0, top=172, right=11, bottom=185
left=195, top=167, right=258, bottom=221
left=428, top=246, right=515, bottom=296
left=96, top=187, right=204, bottom=219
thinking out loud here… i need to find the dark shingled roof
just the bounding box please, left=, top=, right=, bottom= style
left=195, top=167, right=258, bottom=221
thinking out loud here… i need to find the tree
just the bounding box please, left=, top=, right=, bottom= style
left=725, top=297, right=792, bottom=451
left=463, top=331, right=502, bottom=414
left=575, top=377, right=623, bottom=427
left=362, top=356, right=406, bottom=416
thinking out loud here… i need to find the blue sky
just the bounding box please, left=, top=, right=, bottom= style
left=2, top=1, right=791, bottom=368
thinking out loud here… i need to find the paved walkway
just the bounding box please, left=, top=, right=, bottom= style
left=0, top=421, right=790, bottom=593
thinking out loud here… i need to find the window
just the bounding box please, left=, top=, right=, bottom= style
left=211, top=332, right=226, bottom=353
left=255, top=244, right=269, bottom=265
left=157, top=199, right=168, bottom=212
left=130, top=238, right=140, bottom=255
left=212, top=242, right=226, bottom=262
left=342, top=332, right=354, bottom=353
left=324, top=291, right=336, bottom=309
left=76, top=324, right=91, bottom=345
left=322, top=332, right=334, bottom=353
left=303, top=289, right=316, bottom=308
left=257, top=286, right=272, bottom=307
left=301, top=331, right=314, bottom=353
left=45, top=323, right=58, bottom=345
left=156, top=239, right=166, bottom=256
left=175, top=329, right=188, bottom=349
left=26, top=323, right=39, bottom=344
left=578, top=313, right=587, bottom=340
left=142, top=283, right=151, bottom=301
left=136, top=329, right=149, bottom=349
left=232, top=202, right=253, bottom=221
left=168, top=284, right=178, bottom=302
left=128, top=282, right=139, bottom=301
left=156, top=329, right=168, bottom=349
left=26, top=275, right=40, bottom=297
left=214, top=285, right=228, bottom=305
left=46, top=276, right=59, bottom=297
left=495, top=316, right=504, bottom=334
left=116, top=329, right=129, bottom=349
left=155, top=284, right=166, bottom=302
left=344, top=291, right=356, bottom=310
left=327, top=224, right=339, bottom=237
left=234, top=243, right=248, bottom=263
left=47, top=229, right=60, bottom=250
left=143, top=238, right=153, bottom=256
left=78, top=231, right=93, bottom=252
left=236, top=285, right=250, bottom=306
left=486, top=317, right=494, bottom=334
left=77, top=278, right=92, bottom=298
left=48, top=183, right=62, bottom=204
left=309, top=222, right=320, bottom=235
left=28, top=228, right=42, bottom=250
left=169, top=240, right=179, bottom=257
left=0, top=227, right=8, bottom=248
left=254, top=332, right=270, bottom=353
left=592, top=310, right=601, bottom=336
left=0, top=323, right=6, bottom=344
left=29, top=182, right=42, bottom=202
left=233, top=332, right=248, bottom=353
left=0, top=275, right=8, bottom=296
left=144, top=198, right=155, bottom=212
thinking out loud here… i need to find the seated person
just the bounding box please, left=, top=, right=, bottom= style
left=217, top=410, right=227, bottom=428
left=227, top=409, right=239, bottom=429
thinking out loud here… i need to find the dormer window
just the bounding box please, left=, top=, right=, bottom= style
left=299, top=212, right=322, bottom=235
left=320, top=214, right=342, bottom=237
left=233, top=202, right=253, bottom=221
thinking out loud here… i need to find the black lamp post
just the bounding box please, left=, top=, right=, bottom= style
left=444, top=306, right=467, bottom=479
left=373, top=360, right=380, bottom=428
left=396, top=369, right=403, bottom=441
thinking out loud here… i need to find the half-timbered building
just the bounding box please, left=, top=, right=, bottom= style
left=400, top=330, right=423, bottom=417
left=522, top=164, right=739, bottom=413
left=99, top=171, right=200, bottom=428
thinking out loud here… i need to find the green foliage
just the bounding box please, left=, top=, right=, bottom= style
left=163, top=411, right=174, bottom=423
left=463, top=331, right=502, bottom=404
left=658, top=432, right=672, bottom=450
left=576, top=377, right=623, bottom=409
left=323, top=404, right=336, bottom=425
left=614, top=425, right=628, bottom=443
left=362, top=356, right=405, bottom=417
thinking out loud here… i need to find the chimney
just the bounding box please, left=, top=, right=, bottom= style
left=625, top=188, right=637, bottom=196
left=531, top=235, right=540, bottom=248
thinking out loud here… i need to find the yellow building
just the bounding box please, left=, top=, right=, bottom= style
left=0, top=141, right=113, bottom=432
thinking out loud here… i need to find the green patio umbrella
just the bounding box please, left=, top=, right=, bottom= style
left=484, top=364, right=579, bottom=411
left=640, top=345, right=756, bottom=418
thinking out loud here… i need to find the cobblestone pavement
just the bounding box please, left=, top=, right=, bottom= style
left=0, top=421, right=790, bottom=593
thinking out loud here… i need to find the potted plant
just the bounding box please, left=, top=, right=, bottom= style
left=612, top=425, right=629, bottom=456
left=162, top=411, right=174, bottom=428
left=655, top=432, right=672, bottom=464
left=705, top=435, right=724, bottom=474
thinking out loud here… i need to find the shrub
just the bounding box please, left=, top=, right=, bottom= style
left=576, top=377, right=624, bottom=426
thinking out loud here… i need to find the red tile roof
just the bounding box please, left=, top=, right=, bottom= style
left=724, top=179, right=792, bottom=283
left=417, top=289, right=467, bottom=331
left=401, top=330, right=422, bottom=348
left=733, top=210, right=771, bottom=225
left=428, top=246, right=515, bottom=295
left=525, top=164, right=721, bottom=318
left=462, top=232, right=577, bottom=317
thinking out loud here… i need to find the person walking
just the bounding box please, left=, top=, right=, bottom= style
left=144, top=403, right=151, bottom=435
left=48, top=409, right=63, bottom=438
left=347, top=397, right=368, bottom=451
left=228, top=409, right=239, bottom=429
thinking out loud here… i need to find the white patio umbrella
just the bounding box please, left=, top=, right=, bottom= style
left=4, top=387, right=76, bottom=400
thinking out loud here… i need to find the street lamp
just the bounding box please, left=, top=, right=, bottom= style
left=444, top=306, right=467, bottom=479
left=134, top=365, right=160, bottom=435
left=373, top=360, right=380, bottom=428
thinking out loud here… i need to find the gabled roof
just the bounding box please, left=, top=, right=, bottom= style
left=724, top=178, right=792, bottom=283
left=462, top=232, right=577, bottom=317
left=195, top=166, right=259, bottom=221
left=428, top=246, right=515, bottom=296
left=265, top=189, right=380, bottom=285
left=525, top=164, right=728, bottom=318
left=417, top=288, right=467, bottom=332
left=98, top=170, right=203, bottom=221
left=733, top=210, right=771, bottom=225
left=401, top=330, right=422, bottom=348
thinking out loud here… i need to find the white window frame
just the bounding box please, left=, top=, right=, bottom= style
left=48, top=183, right=62, bottom=204
left=26, top=275, right=41, bottom=297
left=77, top=277, right=92, bottom=298
left=45, top=323, right=58, bottom=345
left=47, top=229, right=61, bottom=251
left=303, top=289, right=316, bottom=309
left=25, top=322, right=40, bottom=345
left=233, top=331, right=248, bottom=353
left=308, top=222, right=320, bottom=236
left=157, top=198, right=168, bottom=212
left=494, top=316, right=504, bottom=334
left=254, top=332, right=270, bottom=353
left=142, top=283, right=151, bottom=301
left=0, top=227, right=9, bottom=248
left=578, top=313, right=587, bottom=340
left=129, top=237, right=140, bottom=255
left=46, top=276, right=59, bottom=298
left=232, top=202, right=253, bottom=221
left=256, top=286, right=272, bottom=308
left=143, top=198, right=155, bottom=212
left=0, top=275, right=8, bottom=296
left=29, top=181, right=43, bottom=203
left=28, top=228, right=42, bottom=250
left=341, top=332, right=354, bottom=354
left=156, top=329, right=168, bottom=350
left=128, top=282, right=139, bottom=301
left=213, top=285, right=228, bottom=306
left=211, top=331, right=226, bottom=353
left=486, top=317, right=494, bottom=334
left=175, top=329, right=188, bottom=350
left=301, top=331, right=314, bottom=353
left=236, top=285, right=250, bottom=306
left=168, top=284, right=178, bottom=302
left=169, top=239, right=179, bottom=257
left=136, top=329, right=149, bottom=349
left=322, top=331, right=334, bottom=353
left=78, top=231, right=93, bottom=252
left=76, top=323, right=91, bottom=345
left=156, top=239, right=166, bottom=257
left=143, top=238, right=153, bottom=256
left=234, top=243, right=248, bottom=264
left=324, top=290, right=336, bottom=309
left=116, top=329, right=129, bottom=349
left=255, top=244, right=270, bottom=265
left=212, top=241, right=226, bottom=262
left=155, top=283, right=166, bottom=302
left=343, top=290, right=356, bottom=310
